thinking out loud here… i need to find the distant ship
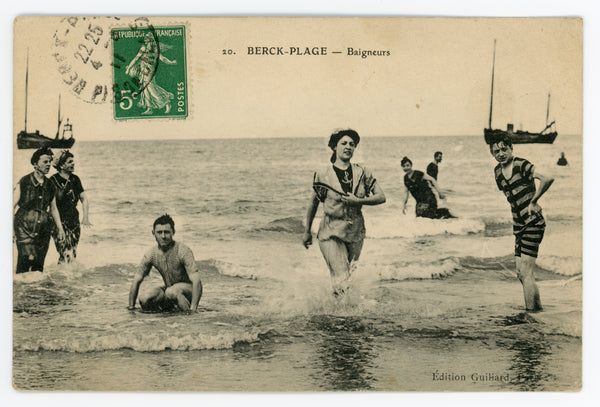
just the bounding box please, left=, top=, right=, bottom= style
left=484, top=40, right=557, bottom=145
left=16, top=51, right=75, bottom=150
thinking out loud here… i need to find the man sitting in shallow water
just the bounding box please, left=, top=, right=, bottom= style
left=127, top=214, right=203, bottom=312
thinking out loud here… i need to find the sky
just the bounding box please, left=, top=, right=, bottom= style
left=12, top=16, right=582, bottom=142
left=2, top=1, right=600, bottom=407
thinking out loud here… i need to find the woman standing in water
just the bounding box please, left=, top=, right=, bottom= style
left=50, top=150, right=91, bottom=263
left=401, top=156, right=455, bottom=219
left=14, top=148, right=65, bottom=273
left=303, top=129, right=386, bottom=296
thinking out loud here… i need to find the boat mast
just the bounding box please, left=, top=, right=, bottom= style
left=24, top=49, right=29, bottom=133
left=488, top=40, right=496, bottom=130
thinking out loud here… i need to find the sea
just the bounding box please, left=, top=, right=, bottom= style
left=11, top=135, right=582, bottom=391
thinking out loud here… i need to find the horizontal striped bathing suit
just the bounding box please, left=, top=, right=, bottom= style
left=494, top=157, right=545, bottom=258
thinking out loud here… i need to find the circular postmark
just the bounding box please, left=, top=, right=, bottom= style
left=51, top=16, right=159, bottom=105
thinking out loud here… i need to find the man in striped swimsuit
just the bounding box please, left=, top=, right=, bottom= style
left=490, top=136, right=554, bottom=311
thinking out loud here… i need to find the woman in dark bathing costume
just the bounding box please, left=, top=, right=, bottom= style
left=401, top=156, right=455, bottom=219
left=14, top=148, right=65, bottom=273
left=50, top=150, right=91, bottom=263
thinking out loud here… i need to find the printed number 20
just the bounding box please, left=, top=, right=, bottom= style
left=222, top=49, right=235, bottom=55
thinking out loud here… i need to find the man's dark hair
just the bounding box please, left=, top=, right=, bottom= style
left=153, top=214, right=175, bottom=232
left=488, top=135, right=513, bottom=153
left=401, top=156, right=412, bottom=166
left=434, top=151, right=442, bottom=158
left=30, top=147, right=53, bottom=165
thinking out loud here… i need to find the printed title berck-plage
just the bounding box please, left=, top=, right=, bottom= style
left=247, top=46, right=391, bottom=58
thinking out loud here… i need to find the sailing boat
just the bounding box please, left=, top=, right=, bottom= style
left=484, top=40, right=557, bottom=145
left=16, top=51, right=75, bottom=149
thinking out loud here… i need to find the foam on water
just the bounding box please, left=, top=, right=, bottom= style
left=14, top=328, right=263, bottom=353
left=537, top=255, right=582, bottom=277
left=212, top=259, right=260, bottom=280
left=13, top=261, right=88, bottom=284
left=529, top=310, right=583, bottom=338
left=309, top=215, right=485, bottom=238
left=366, top=216, right=485, bottom=238
left=374, top=258, right=460, bottom=280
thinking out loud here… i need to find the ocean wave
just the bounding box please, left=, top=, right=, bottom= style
left=482, top=220, right=513, bottom=237
left=307, top=216, right=486, bottom=238
left=211, top=259, right=259, bottom=280
left=13, top=266, right=92, bottom=314
left=529, top=310, right=582, bottom=338
left=200, top=200, right=271, bottom=216
left=456, top=254, right=582, bottom=281
left=537, top=255, right=582, bottom=277
left=366, top=217, right=485, bottom=238
left=13, top=262, right=89, bottom=284
left=545, top=214, right=582, bottom=223
left=261, top=215, right=487, bottom=238
left=438, top=241, right=580, bottom=279
left=14, top=330, right=262, bottom=353
left=252, top=217, right=305, bottom=234
left=377, top=258, right=461, bottom=280
left=372, top=254, right=580, bottom=283
left=13, top=270, right=48, bottom=284
left=61, top=258, right=232, bottom=280
left=458, top=255, right=516, bottom=278
left=96, top=258, right=253, bottom=280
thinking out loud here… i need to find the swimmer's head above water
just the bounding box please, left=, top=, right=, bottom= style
left=328, top=129, right=360, bottom=163
left=401, top=156, right=413, bottom=173
left=489, top=135, right=514, bottom=165
left=153, top=214, right=175, bottom=250
left=30, top=147, right=53, bottom=175
left=30, top=147, right=53, bottom=166
left=153, top=214, right=175, bottom=233
left=54, top=150, right=74, bottom=172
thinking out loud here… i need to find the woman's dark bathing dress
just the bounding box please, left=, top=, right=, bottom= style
left=14, top=173, right=57, bottom=273
left=50, top=173, right=84, bottom=263
left=403, top=170, right=454, bottom=219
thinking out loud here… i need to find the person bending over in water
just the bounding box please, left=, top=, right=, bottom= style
left=128, top=214, right=202, bottom=312
left=401, top=156, right=455, bottom=219
left=489, top=135, right=554, bottom=312
left=303, top=129, right=386, bottom=296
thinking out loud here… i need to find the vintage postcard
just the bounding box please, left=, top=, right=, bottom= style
left=12, top=16, right=582, bottom=391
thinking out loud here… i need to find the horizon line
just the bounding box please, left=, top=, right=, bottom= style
left=53, top=133, right=582, bottom=143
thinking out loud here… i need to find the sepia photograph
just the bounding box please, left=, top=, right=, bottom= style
left=6, top=4, right=594, bottom=399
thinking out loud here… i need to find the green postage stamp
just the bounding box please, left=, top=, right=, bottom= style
left=111, top=25, right=187, bottom=120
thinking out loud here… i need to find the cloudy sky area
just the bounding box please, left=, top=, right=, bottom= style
left=13, top=16, right=582, bottom=142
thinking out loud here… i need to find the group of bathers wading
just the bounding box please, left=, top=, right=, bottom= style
left=13, top=148, right=90, bottom=274
left=303, top=129, right=554, bottom=312
left=14, top=129, right=554, bottom=313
